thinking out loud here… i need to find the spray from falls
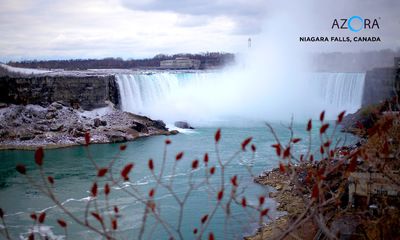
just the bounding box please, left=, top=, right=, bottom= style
left=115, top=8, right=368, bottom=126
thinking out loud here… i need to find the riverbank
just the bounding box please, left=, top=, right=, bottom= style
left=247, top=102, right=400, bottom=239
left=246, top=166, right=318, bottom=239
left=0, top=102, right=177, bottom=150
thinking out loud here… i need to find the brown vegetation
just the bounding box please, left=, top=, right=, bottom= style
left=1, top=98, right=399, bottom=239
left=250, top=98, right=400, bottom=239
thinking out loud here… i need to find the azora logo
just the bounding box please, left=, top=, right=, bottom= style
left=332, top=16, right=380, bottom=32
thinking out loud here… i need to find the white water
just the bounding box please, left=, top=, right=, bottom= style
left=308, top=72, right=365, bottom=115
left=116, top=71, right=365, bottom=125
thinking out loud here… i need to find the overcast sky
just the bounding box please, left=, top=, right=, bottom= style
left=0, top=0, right=399, bottom=62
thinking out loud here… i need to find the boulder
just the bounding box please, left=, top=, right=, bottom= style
left=76, top=125, right=85, bottom=132
left=153, top=120, right=168, bottom=131
left=170, top=130, right=179, bottom=135
left=108, top=135, right=127, bottom=143
left=51, top=102, right=63, bottom=110
left=22, top=117, right=31, bottom=124
left=50, top=124, right=63, bottom=132
left=74, top=131, right=86, bottom=137
left=115, top=127, right=139, bottom=138
left=131, top=121, right=148, bottom=133
left=57, top=100, right=71, bottom=107
left=46, top=113, right=57, bottom=119
left=47, top=107, right=57, bottom=113
left=174, top=121, right=194, bottom=129
left=94, top=118, right=101, bottom=127
left=8, top=132, right=17, bottom=140
left=20, top=132, right=35, bottom=141
left=100, top=120, right=107, bottom=126
left=22, top=109, right=33, bottom=119
left=29, top=108, right=48, bottom=119
left=0, top=129, right=9, bottom=137
left=32, top=130, right=43, bottom=135
left=34, top=124, right=50, bottom=132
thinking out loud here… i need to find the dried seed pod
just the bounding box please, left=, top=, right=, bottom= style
left=38, top=212, right=46, bottom=224
left=57, top=219, right=67, bottom=227
left=192, top=160, right=199, bottom=169
left=176, top=152, right=184, bottom=160
left=97, top=168, right=108, bottom=177
left=320, top=111, right=325, bottom=122
left=35, top=147, right=44, bottom=166
left=215, top=129, right=221, bottom=142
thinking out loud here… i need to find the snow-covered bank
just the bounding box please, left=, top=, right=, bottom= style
left=0, top=102, right=176, bottom=150
left=0, top=63, right=207, bottom=77
left=0, top=63, right=53, bottom=75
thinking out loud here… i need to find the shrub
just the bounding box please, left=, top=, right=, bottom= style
left=1, top=99, right=399, bottom=240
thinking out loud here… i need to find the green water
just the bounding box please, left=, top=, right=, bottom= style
left=0, top=122, right=356, bottom=239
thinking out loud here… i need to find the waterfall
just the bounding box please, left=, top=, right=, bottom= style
left=116, top=73, right=180, bottom=114
left=116, top=72, right=365, bottom=123
left=308, top=72, right=366, bottom=114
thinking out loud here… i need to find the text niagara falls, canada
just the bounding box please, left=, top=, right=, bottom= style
left=299, top=36, right=381, bottom=43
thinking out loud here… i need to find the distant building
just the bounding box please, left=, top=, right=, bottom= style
left=248, top=37, right=251, bottom=49
left=160, top=57, right=201, bottom=69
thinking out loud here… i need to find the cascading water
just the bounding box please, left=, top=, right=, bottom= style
left=116, top=72, right=228, bottom=123
left=308, top=72, right=365, bottom=114
left=117, top=73, right=180, bottom=114
left=116, top=71, right=365, bottom=124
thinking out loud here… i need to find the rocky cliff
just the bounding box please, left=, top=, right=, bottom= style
left=0, top=69, right=178, bottom=150
left=0, top=75, right=119, bottom=110
left=362, top=67, right=400, bottom=106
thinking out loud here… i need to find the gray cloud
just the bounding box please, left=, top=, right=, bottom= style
left=175, top=15, right=211, bottom=28
left=119, top=0, right=270, bottom=35
left=1, top=0, right=399, bottom=62
left=120, top=0, right=266, bottom=16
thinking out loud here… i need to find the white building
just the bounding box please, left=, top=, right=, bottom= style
left=160, top=57, right=201, bottom=69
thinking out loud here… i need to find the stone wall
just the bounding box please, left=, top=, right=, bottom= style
left=362, top=67, right=400, bottom=106
left=0, top=75, right=119, bottom=110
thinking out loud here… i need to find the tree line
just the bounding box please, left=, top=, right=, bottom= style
left=7, top=52, right=235, bottom=70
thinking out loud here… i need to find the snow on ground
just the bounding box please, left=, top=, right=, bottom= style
left=0, top=63, right=205, bottom=77
left=77, top=102, right=116, bottom=119
left=0, top=63, right=53, bottom=74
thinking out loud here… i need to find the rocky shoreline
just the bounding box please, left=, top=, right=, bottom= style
left=0, top=102, right=177, bottom=150
left=246, top=101, right=400, bottom=239
left=245, top=167, right=314, bottom=240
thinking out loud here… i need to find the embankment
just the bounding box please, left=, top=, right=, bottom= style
left=0, top=75, right=119, bottom=110
left=0, top=72, right=178, bottom=150
left=362, top=67, right=400, bottom=106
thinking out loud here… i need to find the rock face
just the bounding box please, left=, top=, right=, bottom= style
left=0, top=103, right=175, bottom=150
left=362, top=67, right=400, bottom=106
left=0, top=75, right=119, bottom=110
left=0, top=72, right=182, bottom=150
left=340, top=105, right=379, bottom=134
